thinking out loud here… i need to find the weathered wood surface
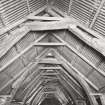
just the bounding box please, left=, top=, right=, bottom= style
left=25, top=18, right=76, bottom=31
left=1, top=15, right=105, bottom=63
left=69, top=24, right=105, bottom=56
left=27, top=16, right=63, bottom=21
left=100, top=95, right=105, bottom=105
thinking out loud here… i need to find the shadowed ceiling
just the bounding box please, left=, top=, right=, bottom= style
left=0, top=0, right=105, bottom=105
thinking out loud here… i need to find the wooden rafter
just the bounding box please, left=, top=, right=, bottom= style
left=57, top=74, right=84, bottom=98
left=39, top=67, right=62, bottom=70
left=52, top=47, right=99, bottom=91
left=68, top=0, right=73, bottom=15
left=26, top=0, right=31, bottom=13
left=25, top=18, right=74, bottom=31
left=0, top=48, right=49, bottom=92
left=0, top=33, right=47, bottom=72
left=53, top=33, right=105, bottom=78
left=33, top=42, right=65, bottom=46
left=27, top=16, right=63, bottom=21
left=90, top=0, right=105, bottom=28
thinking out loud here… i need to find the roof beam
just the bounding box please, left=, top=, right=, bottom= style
left=52, top=48, right=99, bottom=91
left=49, top=7, right=103, bottom=39
left=27, top=16, right=63, bottom=21
left=38, top=58, right=61, bottom=64
left=58, top=69, right=82, bottom=90
left=0, top=48, right=49, bottom=92
left=34, top=42, right=65, bottom=46
left=26, top=0, right=31, bottom=13
left=100, top=95, right=105, bottom=105
left=0, top=33, right=47, bottom=72
left=39, top=67, right=62, bottom=70
left=57, top=74, right=84, bottom=98
left=90, top=93, right=103, bottom=96
left=69, top=25, right=105, bottom=57
left=25, top=18, right=74, bottom=31
left=53, top=33, right=105, bottom=79
left=68, top=0, right=73, bottom=15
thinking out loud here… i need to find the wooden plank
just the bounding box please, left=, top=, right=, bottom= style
left=26, top=0, right=31, bottom=13
left=18, top=69, right=44, bottom=98
left=90, top=93, right=103, bottom=96
left=100, top=95, right=105, bottom=105
left=38, top=58, right=61, bottom=64
left=39, top=67, right=61, bottom=70
left=68, top=0, right=73, bottom=15
left=0, top=95, right=11, bottom=98
left=58, top=74, right=84, bottom=98
left=27, top=16, right=63, bottom=21
left=26, top=86, right=43, bottom=104
left=34, top=42, right=65, bottom=46
left=26, top=18, right=75, bottom=31
left=41, top=73, right=59, bottom=75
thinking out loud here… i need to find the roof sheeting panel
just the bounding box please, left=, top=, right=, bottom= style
left=92, top=2, right=105, bottom=37
left=28, top=0, right=47, bottom=12
left=70, top=0, right=101, bottom=26
left=0, top=0, right=29, bottom=26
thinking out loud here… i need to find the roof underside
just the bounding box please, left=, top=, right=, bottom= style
left=0, top=0, right=105, bottom=105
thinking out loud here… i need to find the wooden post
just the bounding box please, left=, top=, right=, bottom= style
left=100, top=94, right=105, bottom=105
